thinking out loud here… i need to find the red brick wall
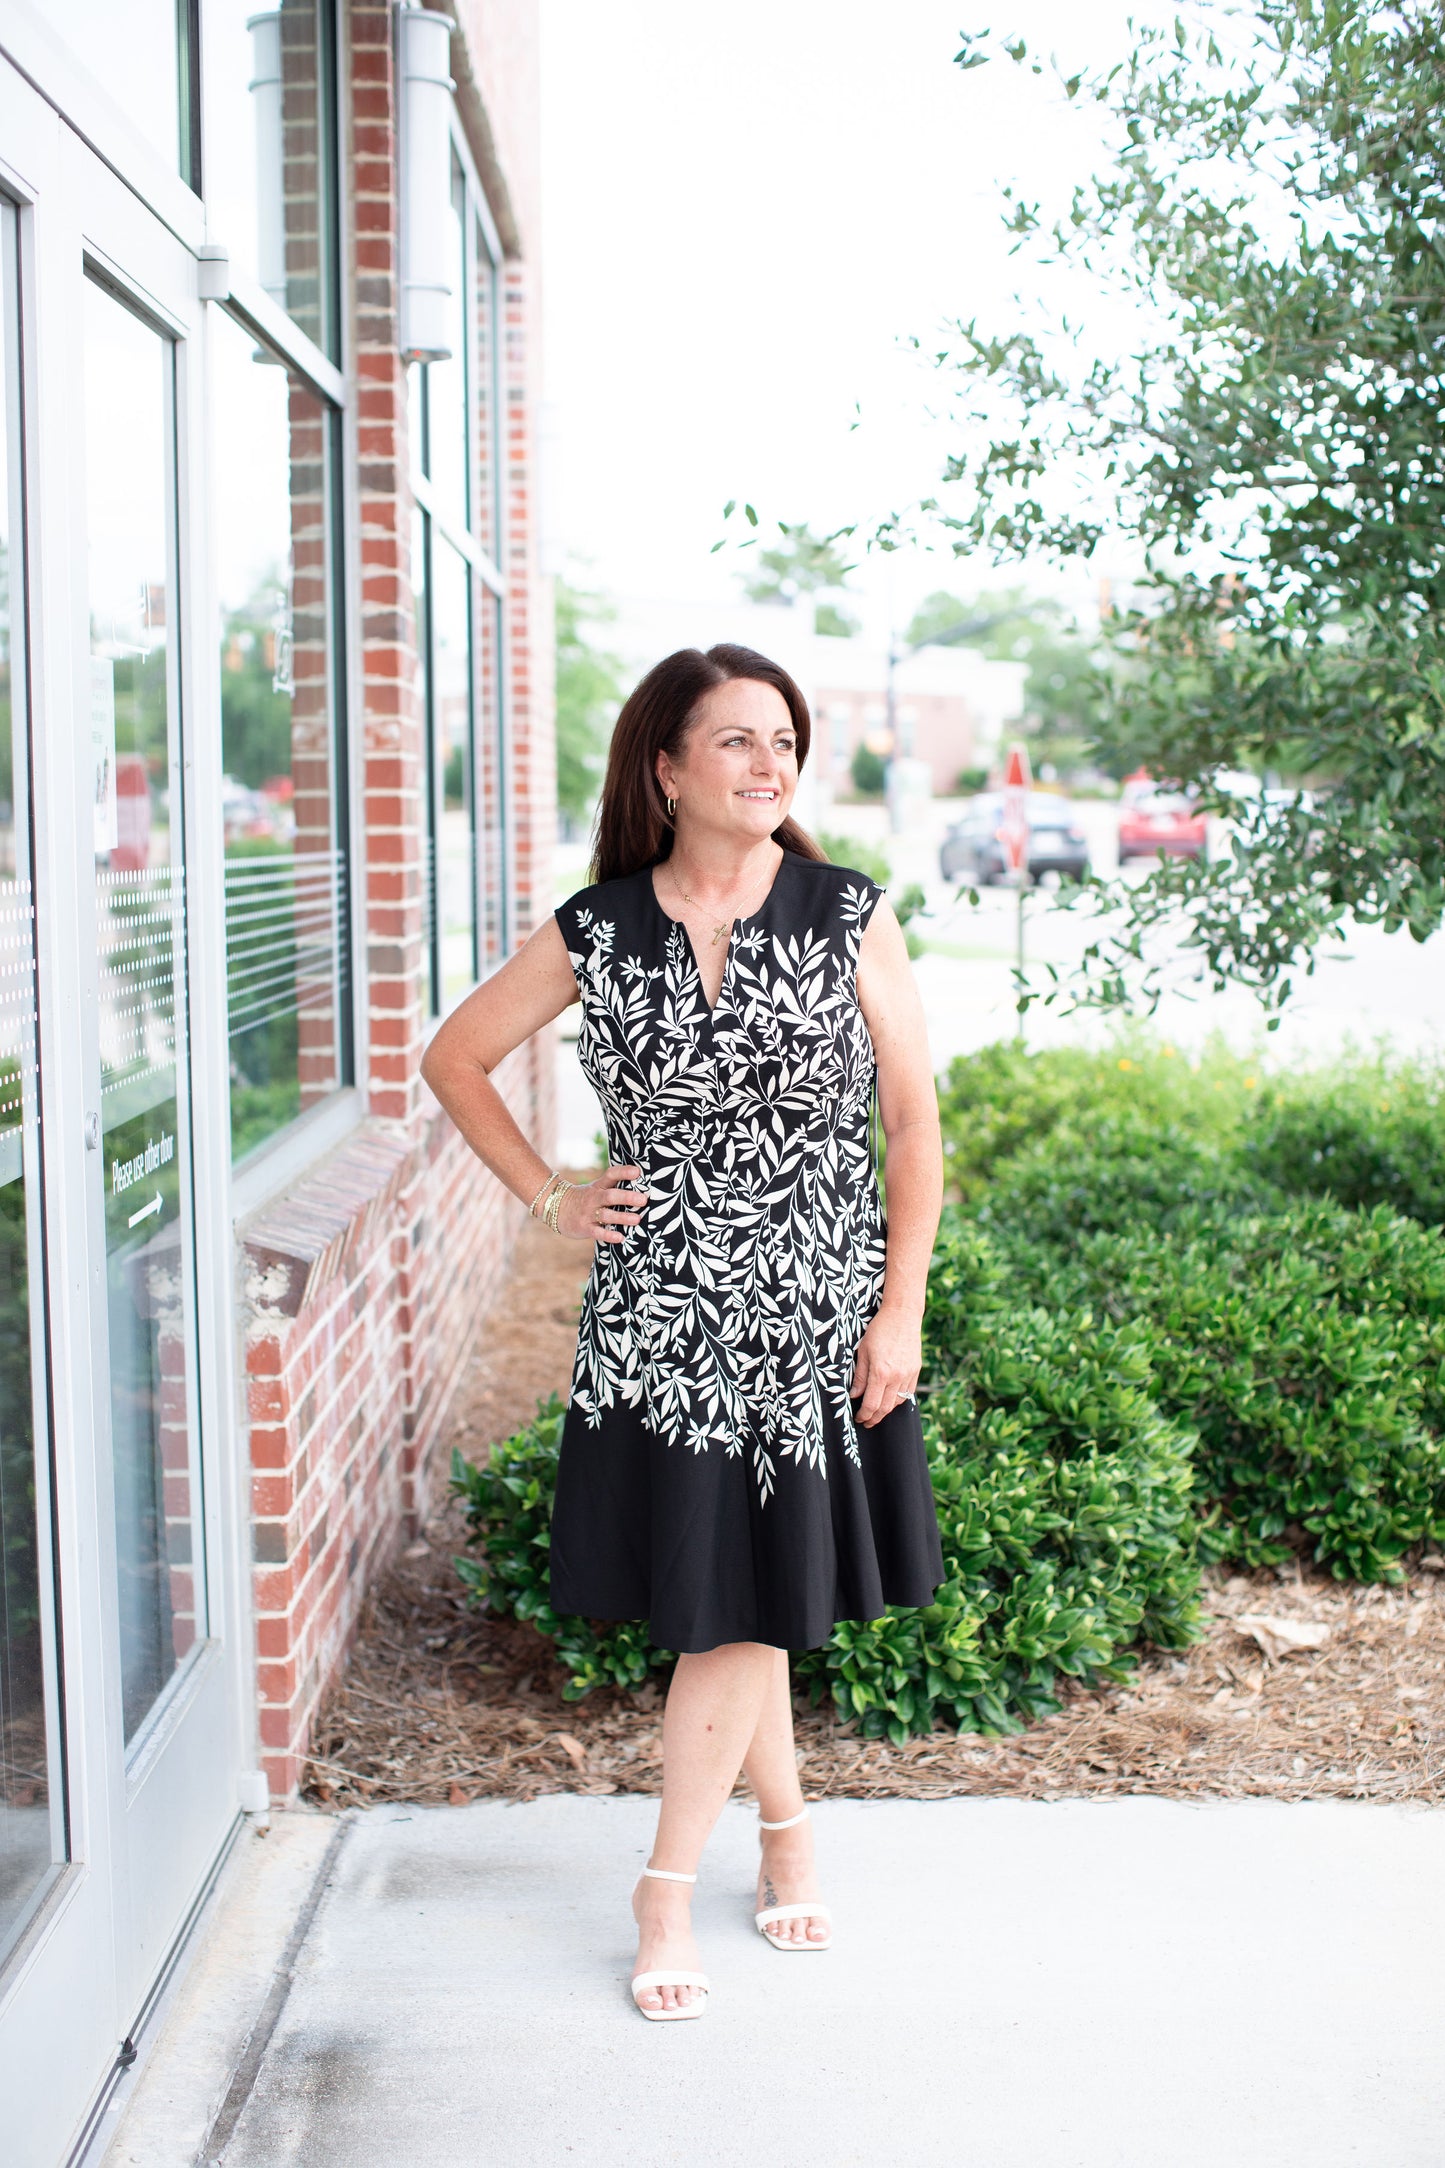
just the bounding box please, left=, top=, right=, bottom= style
left=238, top=0, right=553, bottom=1802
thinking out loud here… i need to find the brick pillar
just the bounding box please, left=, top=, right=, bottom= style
left=351, top=1, right=428, bottom=1126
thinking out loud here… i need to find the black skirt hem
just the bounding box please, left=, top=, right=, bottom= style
left=544, top=1585, right=944, bottom=1658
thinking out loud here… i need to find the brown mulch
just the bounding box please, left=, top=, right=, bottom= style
left=302, top=1198, right=1445, bottom=1811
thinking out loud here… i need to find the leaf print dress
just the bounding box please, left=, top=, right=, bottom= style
left=549, top=849, right=944, bottom=1652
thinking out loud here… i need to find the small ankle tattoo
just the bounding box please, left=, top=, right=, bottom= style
left=763, top=1875, right=778, bottom=1909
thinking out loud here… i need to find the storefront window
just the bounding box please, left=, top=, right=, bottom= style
left=53, top=0, right=195, bottom=181
left=203, top=0, right=339, bottom=359
left=84, top=276, right=208, bottom=1744
left=0, top=207, right=61, bottom=1965
left=413, top=150, right=509, bottom=1013
left=212, top=309, right=349, bottom=1161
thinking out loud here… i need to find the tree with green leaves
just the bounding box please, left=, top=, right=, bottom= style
left=719, top=504, right=860, bottom=636
left=926, top=2, right=1445, bottom=1019
left=905, top=586, right=1104, bottom=775
left=555, top=577, right=627, bottom=827
left=217, top=576, right=297, bottom=790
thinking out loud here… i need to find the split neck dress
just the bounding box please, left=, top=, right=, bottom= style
left=549, top=847, right=944, bottom=1653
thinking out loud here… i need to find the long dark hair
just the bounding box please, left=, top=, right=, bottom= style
left=590, top=643, right=825, bottom=883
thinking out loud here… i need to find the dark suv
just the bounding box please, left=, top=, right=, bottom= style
left=939, top=794, right=1090, bottom=885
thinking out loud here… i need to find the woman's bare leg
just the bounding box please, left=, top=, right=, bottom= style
left=632, top=1640, right=776, bottom=2011
left=742, top=1649, right=828, bottom=1947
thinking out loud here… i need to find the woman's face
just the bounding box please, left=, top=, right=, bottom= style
left=657, top=679, right=799, bottom=846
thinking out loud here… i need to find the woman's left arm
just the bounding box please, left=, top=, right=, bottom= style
left=850, top=894, right=944, bottom=1427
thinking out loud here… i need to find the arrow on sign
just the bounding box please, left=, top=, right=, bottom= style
left=128, top=1192, right=162, bottom=1228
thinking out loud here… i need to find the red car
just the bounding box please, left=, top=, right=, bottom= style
left=1117, top=770, right=1208, bottom=862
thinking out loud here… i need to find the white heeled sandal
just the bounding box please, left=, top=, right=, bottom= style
left=631, top=1865, right=710, bottom=2021
left=755, top=1807, right=833, bottom=1952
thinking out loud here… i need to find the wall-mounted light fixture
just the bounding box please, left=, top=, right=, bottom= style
left=398, top=5, right=457, bottom=362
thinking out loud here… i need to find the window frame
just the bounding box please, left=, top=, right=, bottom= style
left=205, top=0, right=363, bottom=1219
left=412, top=108, right=511, bottom=1025
left=212, top=309, right=354, bottom=1178
left=0, top=184, right=70, bottom=1972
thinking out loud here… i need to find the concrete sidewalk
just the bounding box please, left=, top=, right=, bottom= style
left=108, top=1794, right=1445, bottom=2167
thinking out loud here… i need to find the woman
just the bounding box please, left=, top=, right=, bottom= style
left=423, top=643, right=944, bottom=2021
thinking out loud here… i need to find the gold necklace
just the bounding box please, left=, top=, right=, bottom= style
left=669, top=856, right=777, bottom=946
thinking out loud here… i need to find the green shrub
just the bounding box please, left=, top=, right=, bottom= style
left=936, top=1037, right=1254, bottom=1204
left=453, top=1232, right=1203, bottom=1742
left=816, top=830, right=891, bottom=885
left=970, top=1117, right=1275, bottom=1252
left=799, top=1237, right=1201, bottom=1739
left=1245, top=1057, right=1445, bottom=1227
left=850, top=743, right=887, bottom=797
left=1028, top=1201, right=1445, bottom=1580
left=451, top=1399, right=672, bottom=1699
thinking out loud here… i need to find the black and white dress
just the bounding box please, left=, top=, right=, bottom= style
left=550, top=848, right=944, bottom=1652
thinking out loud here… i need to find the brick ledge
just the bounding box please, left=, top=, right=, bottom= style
left=240, top=1122, right=413, bottom=1321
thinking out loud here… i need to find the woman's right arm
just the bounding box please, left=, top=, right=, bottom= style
left=419, top=915, right=647, bottom=1246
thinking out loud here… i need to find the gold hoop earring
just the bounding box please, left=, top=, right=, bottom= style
left=666, top=795, right=677, bottom=817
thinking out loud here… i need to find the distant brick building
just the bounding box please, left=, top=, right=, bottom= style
left=0, top=6, right=552, bottom=2155
left=812, top=643, right=1027, bottom=799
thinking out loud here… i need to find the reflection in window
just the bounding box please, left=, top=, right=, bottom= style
left=473, top=224, right=499, bottom=563
left=212, top=311, right=348, bottom=1160
left=203, top=1, right=338, bottom=358
left=84, top=277, right=206, bottom=1745
left=426, top=159, right=470, bottom=538
left=432, top=542, right=476, bottom=1007
left=0, top=208, right=61, bottom=1966
left=51, top=0, right=192, bottom=179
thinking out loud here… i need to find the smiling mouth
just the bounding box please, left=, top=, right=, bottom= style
left=738, top=789, right=779, bottom=800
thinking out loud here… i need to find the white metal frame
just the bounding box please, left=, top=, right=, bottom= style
left=451, top=112, right=517, bottom=965
left=412, top=102, right=515, bottom=1024
left=0, top=1, right=204, bottom=255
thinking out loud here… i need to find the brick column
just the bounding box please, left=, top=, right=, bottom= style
left=351, top=0, right=428, bottom=1126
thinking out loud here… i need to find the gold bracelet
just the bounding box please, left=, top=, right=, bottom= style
left=543, top=1178, right=575, bottom=1234
left=528, top=1171, right=562, bottom=1219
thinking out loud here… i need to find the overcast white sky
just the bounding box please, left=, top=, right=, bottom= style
left=540, top=0, right=1163, bottom=639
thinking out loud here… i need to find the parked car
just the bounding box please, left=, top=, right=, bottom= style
left=1117, top=770, right=1208, bottom=862
left=939, top=793, right=1090, bottom=885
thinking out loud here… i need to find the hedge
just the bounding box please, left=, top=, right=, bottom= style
left=451, top=1040, right=1445, bottom=1740
left=993, top=1198, right=1445, bottom=1581
left=453, top=1239, right=1201, bottom=1739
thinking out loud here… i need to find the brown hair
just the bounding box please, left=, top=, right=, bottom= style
left=590, top=643, right=826, bottom=884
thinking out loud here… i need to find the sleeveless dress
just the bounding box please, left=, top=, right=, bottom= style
left=549, top=848, right=944, bottom=1652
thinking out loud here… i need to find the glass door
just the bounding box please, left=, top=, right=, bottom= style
left=0, top=191, right=64, bottom=2003
left=75, top=236, right=238, bottom=2021
left=0, top=70, right=247, bottom=2163
left=83, top=274, right=208, bottom=1755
